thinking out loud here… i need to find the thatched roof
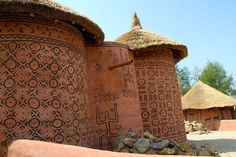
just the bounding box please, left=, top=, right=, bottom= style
left=0, top=0, right=104, bottom=45
left=182, top=81, right=236, bottom=110
left=115, top=13, right=188, bottom=64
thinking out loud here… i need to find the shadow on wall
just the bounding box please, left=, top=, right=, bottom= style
left=188, top=139, right=236, bottom=154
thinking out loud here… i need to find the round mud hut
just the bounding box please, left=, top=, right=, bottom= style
left=0, top=0, right=104, bottom=156
left=86, top=42, right=143, bottom=150
left=115, top=13, right=188, bottom=144
left=182, top=81, right=236, bottom=130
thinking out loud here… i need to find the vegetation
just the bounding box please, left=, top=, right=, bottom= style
left=176, top=61, right=236, bottom=96
left=176, top=65, right=191, bottom=96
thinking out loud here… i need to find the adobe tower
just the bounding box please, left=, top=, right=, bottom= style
left=116, top=13, right=188, bottom=143
left=0, top=0, right=103, bottom=156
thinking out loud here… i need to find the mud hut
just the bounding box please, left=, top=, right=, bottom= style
left=0, top=0, right=103, bottom=156
left=182, top=81, right=236, bottom=130
left=0, top=0, right=190, bottom=155
left=86, top=42, right=143, bottom=150
left=115, top=13, right=188, bottom=144
left=0, top=0, right=144, bottom=154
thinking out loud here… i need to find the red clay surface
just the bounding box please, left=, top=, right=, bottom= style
left=7, top=140, right=208, bottom=157
left=218, top=120, right=236, bottom=131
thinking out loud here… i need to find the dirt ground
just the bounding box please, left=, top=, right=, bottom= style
left=187, top=131, right=236, bottom=157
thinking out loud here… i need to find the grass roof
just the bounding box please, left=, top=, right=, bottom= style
left=182, top=81, right=236, bottom=110
left=0, top=0, right=104, bottom=45
left=115, top=13, right=188, bottom=64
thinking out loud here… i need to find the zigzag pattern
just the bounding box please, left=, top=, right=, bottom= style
left=0, top=34, right=81, bottom=52
left=94, top=92, right=120, bottom=103
left=135, top=61, right=173, bottom=68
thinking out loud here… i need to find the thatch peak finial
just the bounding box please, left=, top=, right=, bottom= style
left=131, top=12, right=142, bottom=29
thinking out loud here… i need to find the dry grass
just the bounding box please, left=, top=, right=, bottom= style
left=182, top=81, right=236, bottom=110
left=115, top=13, right=188, bottom=64
left=0, top=0, right=104, bottom=45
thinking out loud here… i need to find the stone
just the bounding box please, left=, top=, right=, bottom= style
left=114, top=130, right=219, bottom=156
left=146, top=149, right=158, bottom=155
left=114, top=142, right=125, bottom=152
left=185, top=124, right=194, bottom=133
left=179, top=142, right=196, bottom=152
left=189, top=131, right=202, bottom=135
left=158, top=148, right=176, bottom=155
left=143, top=131, right=156, bottom=142
left=201, top=144, right=219, bottom=156
left=185, top=150, right=198, bottom=156
left=185, top=121, right=209, bottom=134
left=120, top=146, right=130, bottom=153
left=150, top=139, right=170, bottom=150
left=115, top=135, right=125, bottom=146
left=176, top=149, right=185, bottom=155
left=200, top=129, right=210, bottom=135
left=123, top=137, right=136, bottom=147
left=133, top=138, right=150, bottom=153
left=198, top=150, right=211, bottom=156
left=169, top=140, right=180, bottom=149
left=126, top=131, right=139, bottom=139
left=153, top=138, right=161, bottom=143
left=193, top=122, right=203, bottom=131
left=129, top=148, right=138, bottom=153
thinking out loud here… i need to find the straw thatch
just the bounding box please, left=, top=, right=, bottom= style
left=0, top=0, right=104, bottom=45
left=131, top=12, right=142, bottom=29
left=182, top=81, right=236, bottom=110
left=115, top=13, right=188, bottom=64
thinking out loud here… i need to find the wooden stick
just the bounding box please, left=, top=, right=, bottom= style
left=108, top=60, right=133, bottom=70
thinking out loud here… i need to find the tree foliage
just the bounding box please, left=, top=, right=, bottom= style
left=176, top=61, right=236, bottom=96
left=176, top=65, right=192, bottom=96
left=200, top=61, right=236, bottom=95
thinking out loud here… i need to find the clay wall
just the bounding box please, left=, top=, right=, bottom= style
left=183, top=107, right=233, bottom=130
left=0, top=13, right=92, bottom=156
left=86, top=42, right=143, bottom=150
left=133, top=47, right=186, bottom=144
left=7, top=139, right=200, bottom=157
left=218, top=120, right=236, bottom=131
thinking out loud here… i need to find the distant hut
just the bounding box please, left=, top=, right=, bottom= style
left=115, top=13, right=188, bottom=144
left=182, top=81, right=236, bottom=130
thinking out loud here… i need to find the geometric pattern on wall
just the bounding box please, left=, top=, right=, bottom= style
left=134, top=49, right=187, bottom=144
left=87, top=43, right=142, bottom=150
left=0, top=14, right=91, bottom=156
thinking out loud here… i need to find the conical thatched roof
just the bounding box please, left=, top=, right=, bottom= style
left=115, top=13, right=188, bottom=64
left=0, top=0, right=104, bottom=45
left=182, top=81, right=236, bottom=110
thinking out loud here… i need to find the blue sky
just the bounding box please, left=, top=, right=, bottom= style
left=57, top=0, right=236, bottom=79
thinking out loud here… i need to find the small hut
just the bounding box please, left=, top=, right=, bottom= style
left=182, top=81, right=236, bottom=130
left=115, top=13, right=188, bottom=144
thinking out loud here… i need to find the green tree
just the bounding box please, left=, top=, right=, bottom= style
left=200, top=61, right=236, bottom=95
left=191, top=66, right=201, bottom=85
left=176, top=65, right=192, bottom=96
